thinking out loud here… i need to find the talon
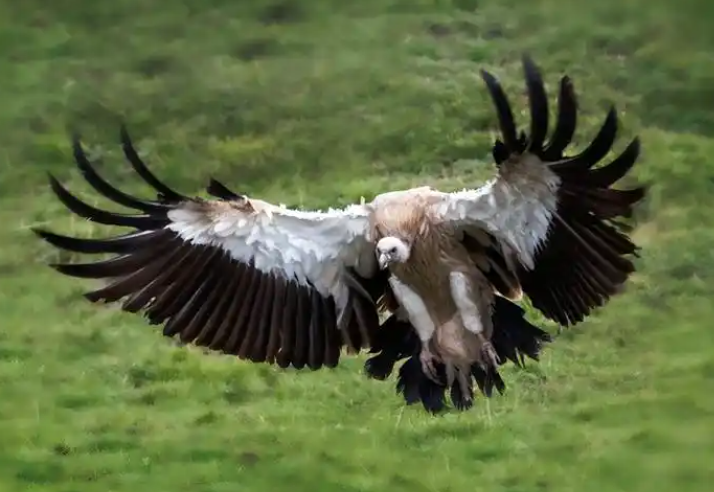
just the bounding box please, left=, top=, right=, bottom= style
left=476, top=334, right=500, bottom=368
left=419, top=346, right=441, bottom=384
left=457, top=370, right=473, bottom=402
left=482, top=340, right=500, bottom=368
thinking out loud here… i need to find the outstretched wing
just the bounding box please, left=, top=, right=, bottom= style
left=431, top=55, right=646, bottom=326
left=33, top=127, right=384, bottom=369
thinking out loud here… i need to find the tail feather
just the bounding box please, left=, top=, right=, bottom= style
left=449, top=375, right=475, bottom=411
left=365, top=295, right=551, bottom=413
left=395, top=357, right=447, bottom=414
left=363, top=315, right=418, bottom=381
left=363, top=352, right=399, bottom=381
left=491, top=295, right=552, bottom=364
left=471, top=365, right=505, bottom=398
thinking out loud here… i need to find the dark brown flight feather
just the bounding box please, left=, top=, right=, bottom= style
left=33, top=126, right=382, bottom=371
left=478, top=54, right=646, bottom=327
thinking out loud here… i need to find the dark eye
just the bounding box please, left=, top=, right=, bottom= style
left=389, top=246, right=397, bottom=254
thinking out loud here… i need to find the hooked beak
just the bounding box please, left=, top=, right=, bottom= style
left=378, top=253, right=389, bottom=270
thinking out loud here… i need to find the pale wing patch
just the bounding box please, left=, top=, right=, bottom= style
left=166, top=200, right=374, bottom=311
left=429, top=154, right=561, bottom=270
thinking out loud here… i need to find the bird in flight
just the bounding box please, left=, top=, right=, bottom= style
left=34, top=55, right=645, bottom=413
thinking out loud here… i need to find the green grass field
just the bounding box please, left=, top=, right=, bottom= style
left=2, top=0, right=714, bottom=490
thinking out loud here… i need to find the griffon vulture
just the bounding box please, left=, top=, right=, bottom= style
left=33, top=55, right=645, bottom=413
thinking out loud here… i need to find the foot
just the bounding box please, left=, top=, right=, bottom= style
left=419, top=345, right=442, bottom=384
left=456, top=370, right=474, bottom=404
left=478, top=334, right=501, bottom=369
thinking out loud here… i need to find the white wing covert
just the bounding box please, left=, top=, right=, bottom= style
left=33, top=128, right=383, bottom=370
left=432, top=55, right=646, bottom=326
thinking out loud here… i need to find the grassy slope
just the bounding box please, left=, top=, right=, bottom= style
left=2, top=0, right=714, bottom=490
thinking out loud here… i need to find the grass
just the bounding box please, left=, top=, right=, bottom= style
left=2, top=0, right=714, bottom=490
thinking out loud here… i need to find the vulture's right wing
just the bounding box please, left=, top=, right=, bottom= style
left=432, top=55, right=646, bottom=327
left=33, top=128, right=385, bottom=370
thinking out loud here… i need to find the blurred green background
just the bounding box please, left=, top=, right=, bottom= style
left=2, top=0, right=714, bottom=491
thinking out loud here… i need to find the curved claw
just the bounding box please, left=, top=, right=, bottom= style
left=419, top=347, right=442, bottom=384
left=481, top=340, right=501, bottom=368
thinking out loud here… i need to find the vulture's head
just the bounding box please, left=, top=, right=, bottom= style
left=376, top=237, right=410, bottom=270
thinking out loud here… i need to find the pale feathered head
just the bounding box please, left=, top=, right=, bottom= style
left=376, top=237, right=410, bottom=270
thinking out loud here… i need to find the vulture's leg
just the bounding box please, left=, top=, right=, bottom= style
left=456, top=367, right=474, bottom=403
left=388, top=277, right=441, bottom=383
left=444, top=362, right=456, bottom=387
left=419, top=341, right=441, bottom=383
left=448, top=272, right=501, bottom=369
left=445, top=363, right=473, bottom=402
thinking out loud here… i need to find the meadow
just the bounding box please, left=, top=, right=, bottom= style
left=2, top=0, right=714, bottom=490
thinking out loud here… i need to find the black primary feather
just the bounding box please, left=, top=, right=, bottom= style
left=479, top=54, right=646, bottom=328
left=34, top=127, right=382, bottom=376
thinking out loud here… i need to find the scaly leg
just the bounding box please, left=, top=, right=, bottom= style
left=478, top=335, right=500, bottom=370
left=419, top=341, right=442, bottom=383
left=443, top=362, right=473, bottom=400
left=449, top=272, right=501, bottom=369
left=456, top=367, right=474, bottom=404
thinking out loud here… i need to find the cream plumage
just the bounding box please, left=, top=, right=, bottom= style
left=33, top=55, right=645, bottom=413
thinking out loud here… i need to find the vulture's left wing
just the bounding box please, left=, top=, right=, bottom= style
left=431, top=55, right=646, bottom=327
left=33, top=128, right=384, bottom=370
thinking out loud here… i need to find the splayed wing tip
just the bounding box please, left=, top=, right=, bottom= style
left=480, top=67, right=518, bottom=151
left=119, top=125, right=188, bottom=204
left=70, top=130, right=170, bottom=214
left=521, top=55, right=549, bottom=152
left=206, top=177, right=244, bottom=201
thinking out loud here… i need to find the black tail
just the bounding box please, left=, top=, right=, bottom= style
left=363, top=315, right=418, bottom=381
left=364, top=296, right=551, bottom=413
left=490, top=295, right=552, bottom=367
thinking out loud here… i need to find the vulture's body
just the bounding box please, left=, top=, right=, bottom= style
left=369, top=190, right=501, bottom=395
left=33, top=55, right=647, bottom=413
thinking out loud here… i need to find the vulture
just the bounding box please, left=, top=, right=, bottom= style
left=33, top=55, right=646, bottom=413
